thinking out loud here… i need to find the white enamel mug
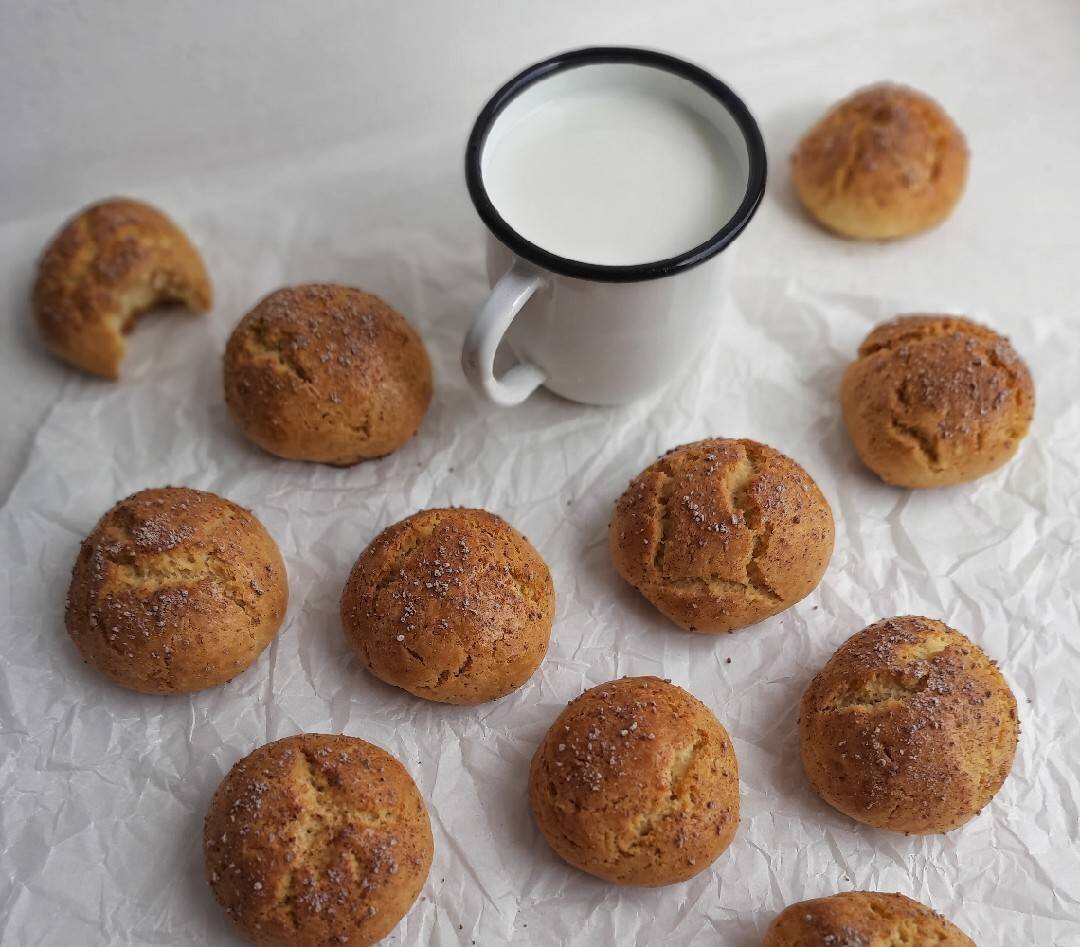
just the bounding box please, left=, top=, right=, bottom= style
left=462, top=47, right=767, bottom=406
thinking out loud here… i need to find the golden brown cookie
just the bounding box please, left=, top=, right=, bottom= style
left=529, top=676, right=739, bottom=886
left=761, top=891, right=976, bottom=946
left=204, top=733, right=433, bottom=947
left=223, top=284, right=433, bottom=466
left=841, top=314, right=1035, bottom=488
left=791, top=83, right=968, bottom=239
left=65, top=486, right=287, bottom=694
left=800, top=616, right=1018, bottom=835
left=33, top=197, right=212, bottom=379
left=609, top=438, right=834, bottom=633
left=341, top=508, right=554, bottom=704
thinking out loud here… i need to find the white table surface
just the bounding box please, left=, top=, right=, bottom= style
left=1, top=4, right=1078, bottom=945
left=2, top=0, right=1079, bottom=502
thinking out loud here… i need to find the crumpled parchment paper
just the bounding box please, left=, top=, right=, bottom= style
left=1, top=145, right=1078, bottom=945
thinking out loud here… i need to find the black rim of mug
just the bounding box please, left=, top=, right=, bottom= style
left=464, top=45, right=769, bottom=284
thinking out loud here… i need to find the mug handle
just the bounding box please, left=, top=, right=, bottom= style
left=462, top=259, right=547, bottom=405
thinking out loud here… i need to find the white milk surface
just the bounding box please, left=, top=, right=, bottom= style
left=482, top=88, right=742, bottom=266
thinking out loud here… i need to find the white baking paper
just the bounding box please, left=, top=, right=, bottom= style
left=1, top=138, right=1078, bottom=946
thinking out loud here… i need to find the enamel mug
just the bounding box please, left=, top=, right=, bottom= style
left=462, top=46, right=767, bottom=406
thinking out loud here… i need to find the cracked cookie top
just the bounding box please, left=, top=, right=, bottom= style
left=761, top=891, right=975, bottom=946
left=609, top=438, right=834, bottom=633
left=800, top=616, right=1018, bottom=835
left=841, top=314, right=1034, bottom=488
left=791, top=83, right=968, bottom=240
left=529, top=676, right=739, bottom=886
left=223, top=284, right=433, bottom=466
left=340, top=507, right=555, bottom=704
left=33, top=197, right=212, bottom=379
left=65, top=486, right=288, bottom=694
left=203, top=733, right=432, bottom=947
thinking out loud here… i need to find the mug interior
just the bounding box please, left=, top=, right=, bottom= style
left=466, top=47, right=767, bottom=283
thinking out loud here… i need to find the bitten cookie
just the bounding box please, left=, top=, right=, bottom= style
left=800, top=616, right=1018, bottom=834
left=204, top=733, right=433, bottom=947
left=761, top=891, right=975, bottom=946
left=224, top=284, right=433, bottom=465
left=841, top=314, right=1035, bottom=488
left=341, top=508, right=554, bottom=704
left=33, top=197, right=212, bottom=379
left=609, top=438, right=834, bottom=633
left=529, top=676, right=739, bottom=886
left=791, top=83, right=968, bottom=239
left=65, top=487, right=287, bottom=694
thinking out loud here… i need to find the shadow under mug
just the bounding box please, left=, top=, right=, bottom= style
left=462, top=46, right=767, bottom=406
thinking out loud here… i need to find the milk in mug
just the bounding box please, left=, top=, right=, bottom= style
left=481, top=86, right=744, bottom=266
